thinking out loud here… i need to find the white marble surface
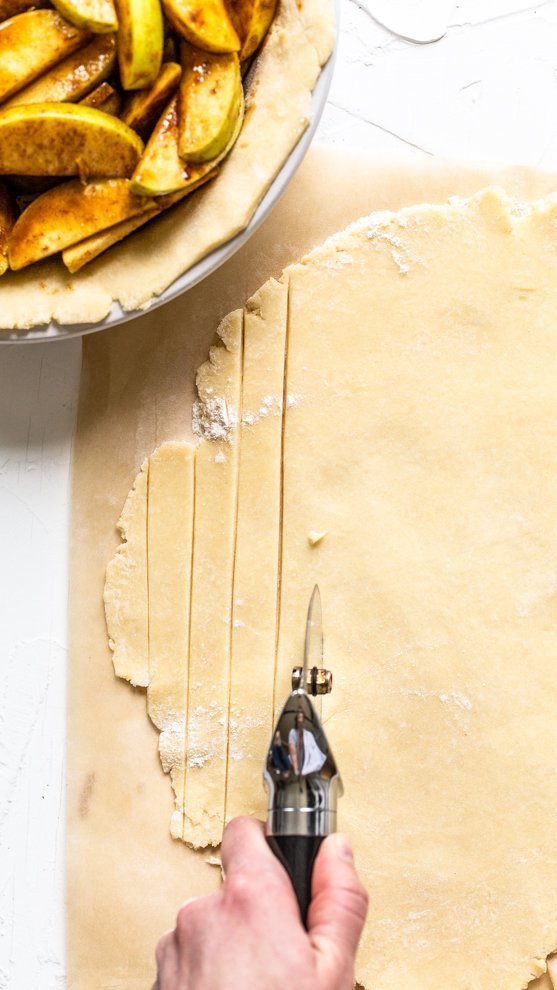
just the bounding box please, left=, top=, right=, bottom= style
left=2, top=2, right=557, bottom=985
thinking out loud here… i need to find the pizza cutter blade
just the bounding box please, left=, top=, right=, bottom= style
left=291, top=584, right=332, bottom=718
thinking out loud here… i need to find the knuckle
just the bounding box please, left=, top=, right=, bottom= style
left=176, top=898, right=200, bottom=938
left=224, top=861, right=288, bottom=916
left=224, top=869, right=258, bottom=913
left=225, top=814, right=249, bottom=836
left=155, top=930, right=174, bottom=966
left=222, top=815, right=251, bottom=850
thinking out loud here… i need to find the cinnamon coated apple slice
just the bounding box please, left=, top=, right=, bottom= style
left=161, top=0, right=240, bottom=53
left=62, top=168, right=217, bottom=271
left=0, top=9, right=89, bottom=104
left=4, top=34, right=116, bottom=107
left=178, top=43, right=241, bottom=162
left=52, top=0, right=117, bottom=33
left=0, top=103, right=143, bottom=178
left=228, top=0, right=277, bottom=59
left=130, top=92, right=240, bottom=195
left=80, top=80, right=121, bottom=114
left=121, top=60, right=180, bottom=134
left=8, top=177, right=156, bottom=269
left=116, top=0, right=163, bottom=89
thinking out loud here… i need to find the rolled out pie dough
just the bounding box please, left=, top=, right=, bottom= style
left=105, top=187, right=557, bottom=989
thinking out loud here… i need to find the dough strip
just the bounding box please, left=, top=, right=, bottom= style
left=146, top=442, right=195, bottom=839
left=225, top=278, right=289, bottom=822
left=272, top=275, right=294, bottom=722
left=182, top=312, right=244, bottom=847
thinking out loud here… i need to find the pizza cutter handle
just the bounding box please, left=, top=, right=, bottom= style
left=267, top=833, right=324, bottom=928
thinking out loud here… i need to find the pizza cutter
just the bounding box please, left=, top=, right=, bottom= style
left=264, top=585, right=343, bottom=925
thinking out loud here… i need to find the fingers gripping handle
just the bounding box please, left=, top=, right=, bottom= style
left=267, top=834, right=324, bottom=927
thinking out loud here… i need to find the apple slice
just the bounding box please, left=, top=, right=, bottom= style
left=121, top=60, right=180, bottom=134
left=63, top=204, right=162, bottom=271
left=7, top=176, right=61, bottom=218
left=161, top=0, right=240, bottom=53
left=4, top=34, right=116, bottom=107
left=130, top=93, right=236, bottom=195
left=0, top=0, right=48, bottom=21
left=80, top=80, right=121, bottom=114
left=52, top=0, right=117, bottom=33
left=0, top=104, right=143, bottom=178
left=0, top=181, right=15, bottom=275
left=8, top=177, right=156, bottom=269
left=178, top=43, right=241, bottom=162
left=116, top=0, right=163, bottom=90
left=0, top=10, right=90, bottom=104
left=228, top=0, right=277, bottom=59
left=62, top=168, right=216, bottom=271
left=130, top=95, right=192, bottom=195
left=130, top=93, right=242, bottom=194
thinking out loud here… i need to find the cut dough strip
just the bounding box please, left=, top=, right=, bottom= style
left=147, top=442, right=195, bottom=839
left=183, top=312, right=244, bottom=847
left=225, top=278, right=289, bottom=822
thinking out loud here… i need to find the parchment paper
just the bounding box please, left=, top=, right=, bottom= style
left=69, top=144, right=557, bottom=990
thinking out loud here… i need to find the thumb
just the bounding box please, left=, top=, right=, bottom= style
left=308, top=833, right=368, bottom=987
left=220, top=816, right=300, bottom=910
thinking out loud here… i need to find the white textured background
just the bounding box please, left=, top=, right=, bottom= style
left=2, top=2, right=557, bottom=985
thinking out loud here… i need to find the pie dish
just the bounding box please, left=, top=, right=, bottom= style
left=0, top=0, right=335, bottom=341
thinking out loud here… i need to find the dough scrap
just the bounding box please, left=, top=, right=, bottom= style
left=0, top=0, right=334, bottom=330
left=105, top=187, right=557, bottom=989
left=104, top=461, right=149, bottom=688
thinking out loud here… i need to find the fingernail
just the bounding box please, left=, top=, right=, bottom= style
left=332, top=833, right=354, bottom=863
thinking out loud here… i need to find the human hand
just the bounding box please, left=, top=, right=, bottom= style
left=153, top=816, right=368, bottom=990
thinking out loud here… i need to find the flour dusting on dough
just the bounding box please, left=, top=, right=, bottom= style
left=186, top=703, right=227, bottom=769
left=399, top=686, right=473, bottom=733
left=192, top=397, right=238, bottom=442
left=228, top=705, right=265, bottom=763
left=241, top=393, right=300, bottom=427
left=366, top=217, right=412, bottom=275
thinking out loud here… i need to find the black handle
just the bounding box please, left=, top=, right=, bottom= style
left=267, top=834, right=324, bottom=927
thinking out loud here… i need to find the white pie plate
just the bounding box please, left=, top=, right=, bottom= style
left=0, top=29, right=337, bottom=345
